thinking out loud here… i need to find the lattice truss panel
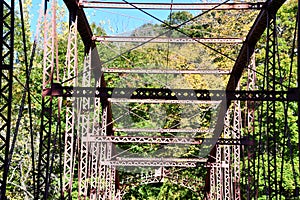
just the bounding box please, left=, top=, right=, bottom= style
left=209, top=87, right=242, bottom=200
left=0, top=0, right=14, bottom=198
left=35, top=0, right=300, bottom=199
left=36, top=0, right=61, bottom=198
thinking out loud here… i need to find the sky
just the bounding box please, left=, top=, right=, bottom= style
left=29, top=0, right=201, bottom=36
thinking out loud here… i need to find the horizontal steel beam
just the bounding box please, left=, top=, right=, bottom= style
left=93, top=36, right=243, bottom=44
left=108, top=98, right=221, bottom=104
left=102, top=68, right=231, bottom=74
left=81, top=136, right=252, bottom=145
left=45, top=85, right=299, bottom=102
left=81, top=1, right=264, bottom=10
left=116, top=157, right=206, bottom=162
left=114, top=128, right=212, bottom=133
left=102, top=160, right=198, bottom=167
left=82, top=136, right=203, bottom=144
left=102, top=157, right=207, bottom=167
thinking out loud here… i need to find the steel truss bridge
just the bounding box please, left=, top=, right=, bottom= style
left=1, top=0, right=300, bottom=199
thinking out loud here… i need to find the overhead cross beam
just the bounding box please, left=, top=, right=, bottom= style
left=94, top=36, right=243, bottom=44
left=81, top=135, right=251, bottom=145
left=103, top=157, right=207, bottom=167
left=80, top=1, right=264, bottom=10
left=113, top=128, right=212, bottom=133
left=102, top=68, right=231, bottom=75
left=45, top=86, right=299, bottom=102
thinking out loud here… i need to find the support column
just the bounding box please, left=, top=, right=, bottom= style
left=89, top=75, right=102, bottom=199
left=0, top=0, right=14, bottom=198
left=246, top=55, right=257, bottom=199
left=98, top=102, right=108, bottom=199
left=63, top=9, right=78, bottom=199
left=209, top=167, right=216, bottom=200
left=101, top=102, right=116, bottom=199
left=223, top=109, right=231, bottom=200
left=78, top=49, right=92, bottom=199
left=215, top=144, right=222, bottom=200
left=36, top=0, right=58, bottom=198
left=264, top=10, right=278, bottom=200
left=232, top=84, right=241, bottom=200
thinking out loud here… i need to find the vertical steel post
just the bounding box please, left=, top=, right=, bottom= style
left=265, top=10, right=278, bottom=200
left=89, top=72, right=102, bottom=199
left=89, top=102, right=100, bottom=199
left=36, top=0, right=58, bottom=198
left=78, top=49, right=92, bottom=198
left=209, top=166, right=216, bottom=200
left=98, top=103, right=108, bottom=199
left=63, top=8, right=78, bottom=199
left=215, top=144, right=222, bottom=200
left=232, top=83, right=241, bottom=200
left=246, top=55, right=257, bottom=200
left=0, top=0, right=14, bottom=198
left=223, top=109, right=231, bottom=200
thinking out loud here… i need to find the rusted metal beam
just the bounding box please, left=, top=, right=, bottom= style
left=227, top=0, right=287, bottom=91
left=82, top=135, right=203, bottom=144
left=113, top=128, right=212, bottom=133
left=102, top=68, right=231, bottom=74
left=115, top=157, right=207, bottom=162
left=80, top=1, right=264, bottom=10
left=103, top=160, right=198, bottom=167
left=94, top=36, right=243, bottom=44
left=44, top=85, right=299, bottom=102
left=102, top=157, right=207, bottom=167
left=108, top=98, right=221, bottom=104
left=81, top=135, right=252, bottom=145
left=63, top=0, right=92, bottom=49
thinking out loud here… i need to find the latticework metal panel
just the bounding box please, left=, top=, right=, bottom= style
left=215, top=144, right=222, bottom=200
left=63, top=9, right=78, bottom=199
left=245, top=55, right=257, bottom=199
left=93, top=36, right=243, bottom=44
left=232, top=85, right=241, bottom=200
left=82, top=135, right=203, bottom=144
left=0, top=0, right=14, bottom=198
left=264, top=10, right=279, bottom=199
left=36, top=0, right=59, bottom=198
left=78, top=49, right=92, bottom=198
left=223, top=109, right=231, bottom=200
left=102, top=67, right=231, bottom=75
left=103, top=160, right=198, bottom=167
left=89, top=83, right=102, bottom=199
